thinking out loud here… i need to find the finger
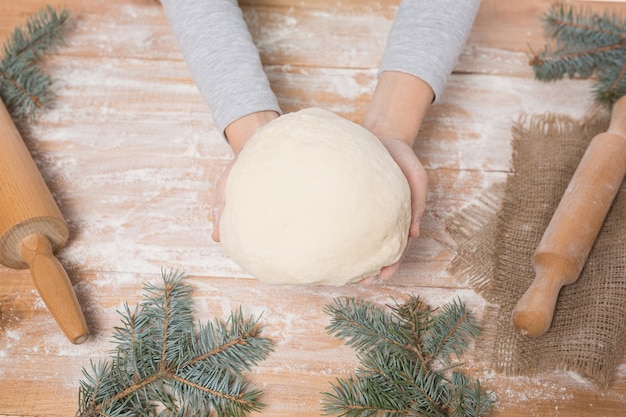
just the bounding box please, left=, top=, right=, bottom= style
left=389, top=142, right=428, bottom=238
left=211, top=205, right=222, bottom=242
left=408, top=164, right=428, bottom=238
left=379, top=259, right=401, bottom=280
left=211, top=187, right=226, bottom=242
left=358, top=275, right=377, bottom=285
left=211, top=163, right=233, bottom=242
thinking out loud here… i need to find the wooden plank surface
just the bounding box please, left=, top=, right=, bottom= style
left=1, top=0, right=626, bottom=416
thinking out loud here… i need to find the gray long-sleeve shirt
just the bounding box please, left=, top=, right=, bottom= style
left=162, top=0, right=480, bottom=133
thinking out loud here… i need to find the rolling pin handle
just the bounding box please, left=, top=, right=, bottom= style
left=19, top=233, right=89, bottom=344
left=511, top=274, right=561, bottom=337
left=512, top=256, right=577, bottom=337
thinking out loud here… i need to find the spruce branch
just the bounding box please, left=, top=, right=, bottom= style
left=423, top=299, right=480, bottom=365
left=323, top=296, right=494, bottom=417
left=76, top=270, right=274, bottom=417
left=0, top=5, right=71, bottom=118
left=449, top=373, right=493, bottom=417
left=530, top=3, right=626, bottom=103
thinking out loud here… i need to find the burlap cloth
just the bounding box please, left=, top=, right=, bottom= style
left=447, top=110, right=626, bottom=387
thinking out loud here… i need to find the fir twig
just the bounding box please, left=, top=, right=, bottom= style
left=423, top=299, right=480, bottom=365
left=0, top=5, right=71, bottom=118
left=76, top=270, right=274, bottom=417
left=529, top=3, right=626, bottom=103
left=323, top=296, right=495, bottom=417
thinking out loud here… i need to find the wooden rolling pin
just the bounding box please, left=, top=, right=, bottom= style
left=0, top=99, right=88, bottom=344
left=512, top=95, right=626, bottom=337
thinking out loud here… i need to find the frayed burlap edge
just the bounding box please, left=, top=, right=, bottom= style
left=446, top=110, right=626, bottom=388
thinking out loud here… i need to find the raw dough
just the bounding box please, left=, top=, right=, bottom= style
left=219, top=107, right=411, bottom=285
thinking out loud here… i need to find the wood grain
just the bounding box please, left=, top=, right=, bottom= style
left=1, top=0, right=626, bottom=416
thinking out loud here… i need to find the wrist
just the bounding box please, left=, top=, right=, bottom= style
left=225, top=110, right=280, bottom=154
left=362, top=71, right=434, bottom=146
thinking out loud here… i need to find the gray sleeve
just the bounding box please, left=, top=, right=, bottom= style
left=161, top=0, right=281, bottom=134
left=380, top=0, right=480, bottom=101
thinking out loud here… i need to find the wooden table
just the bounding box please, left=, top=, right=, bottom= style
left=1, top=0, right=625, bottom=415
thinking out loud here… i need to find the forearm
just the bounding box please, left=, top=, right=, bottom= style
left=365, top=0, right=479, bottom=145
left=362, top=71, right=433, bottom=147
left=161, top=0, right=281, bottom=137
left=225, top=110, right=279, bottom=154
left=380, top=0, right=480, bottom=102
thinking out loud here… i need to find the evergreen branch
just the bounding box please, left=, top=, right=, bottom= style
left=172, top=365, right=265, bottom=417
left=530, top=3, right=626, bottom=105
left=0, top=61, right=51, bottom=115
left=76, top=271, right=274, bottom=417
left=184, top=310, right=271, bottom=373
left=324, top=297, right=424, bottom=361
left=170, top=373, right=248, bottom=403
left=185, top=332, right=250, bottom=368
left=111, top=304, right=153, bottom=383
left=323, top=375, right=405, bottom=417
left=1, top=5, right=70, bottom=64
left=595, top=60, right=626, bottom=102
left=323, top=297, right=494, bottom=417
left=531, top=43, right=626, bottom=80
left=449, top=373, right=496, bottom=417
left=78, top=361, right=113, bottom=411
left=160, top=284, right=172, bottom=369
left=389, top=296, right=432, bottom=363
left=358, top=348, right=450, bottom=416
left=423, top=298, right=480, bottom=365
left=109, top=373, right=168, bottom=405
left=608, top=61, right=626, bottom=95
left=543, top=4, right=626, bottom=45
left=0, top=5, right=71, bottom=118
left=141, top=270, right=195, bottom=369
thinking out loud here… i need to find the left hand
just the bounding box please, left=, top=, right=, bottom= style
left=377, top=137, right=429, bottom=280
left=359, top=71, right=434, bottom=281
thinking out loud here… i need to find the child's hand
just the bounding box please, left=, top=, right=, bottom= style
left=377, top=137, right=428, bottom=280
left=212, top=110, right=279, bottom=242
left=360, top=71, right=434, bottom=281
left=210, top=156, right=235, bottom=242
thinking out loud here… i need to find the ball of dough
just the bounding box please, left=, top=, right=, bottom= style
left=219, top=107, right=411, bottom=285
